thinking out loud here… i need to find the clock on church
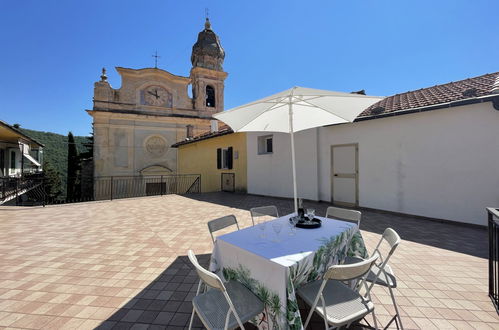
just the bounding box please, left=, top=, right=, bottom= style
left=142, top=85, right=172, bottom=107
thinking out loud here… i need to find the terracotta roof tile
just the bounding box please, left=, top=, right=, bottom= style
left=360, top=72, right=499, bottom=118
left=171, top=124, right=233, bottom=147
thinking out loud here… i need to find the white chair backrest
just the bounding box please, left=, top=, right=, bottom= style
left=326, top=206, right=361, bottom=227
left=324, top=253, right=379, bottom=282
left=372, top=227, right=401, bottom=267
left=250, top=205, right=279, bottom=225
left=188, top=250, right=246, bottom=329
left=187, top=250, right=226, bottom=291
left=207, top=215, right=239, bottom=242
left=363, top=228, right=401, bottom=294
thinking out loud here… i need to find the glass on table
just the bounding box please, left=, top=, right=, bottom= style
left=258, top=218, right=266, bottom=239
left=306, top=209, right=315, bottom=222
left=272, top=222, right=282, bottom=242
left=288, top=215, right=297, bottom=235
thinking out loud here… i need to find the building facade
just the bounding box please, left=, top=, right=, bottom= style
left=87, top=19, right=227, bottom=180
left=247, top=72, right=499, bottom=226
left=0, top=121, right=43, bottom=178
left=173, top=125, right=247, bottom=193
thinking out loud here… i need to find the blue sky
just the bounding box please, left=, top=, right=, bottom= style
left=0, top=0, right=497, bottom=136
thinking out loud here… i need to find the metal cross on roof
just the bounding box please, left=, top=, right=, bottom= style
left=152, top=51, right=160, bottom=69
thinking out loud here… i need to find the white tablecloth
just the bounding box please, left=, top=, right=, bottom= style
left=210, top=214, right=367, bottom=330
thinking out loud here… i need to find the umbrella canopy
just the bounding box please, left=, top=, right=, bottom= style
left=214, top=86, right=383, bottom=212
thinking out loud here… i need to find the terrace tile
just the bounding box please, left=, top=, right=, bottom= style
left=0, top=192, right=497, bottom=329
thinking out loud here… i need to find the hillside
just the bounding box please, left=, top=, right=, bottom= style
left=20, top=128, right=91, bottom=185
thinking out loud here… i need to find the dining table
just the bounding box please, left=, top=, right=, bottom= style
left=209, top=213, right=368, bottom=330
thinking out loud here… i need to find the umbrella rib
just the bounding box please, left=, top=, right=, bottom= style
left=219, top=92, right=293, bottom=114
left=236, top=99, right=288, bottom=132
left=293, top=97, right=355, bottom=123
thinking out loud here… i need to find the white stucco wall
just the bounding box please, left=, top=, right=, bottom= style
left=247, top=129, right=320, bottom=201
left=247, top=101, right=499, bottom=226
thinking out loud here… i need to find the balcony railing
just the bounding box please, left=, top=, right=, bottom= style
left=1, top=174, right=201, bottom=206
left=92, top=174, right=201, bottom=201
left=488, top=207, right=499, bottom=314
left=0, top=173, right=44, bottom=205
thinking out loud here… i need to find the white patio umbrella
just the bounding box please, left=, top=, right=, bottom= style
left=214, top=86, right=383, bottom=213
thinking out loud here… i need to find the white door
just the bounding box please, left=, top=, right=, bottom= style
left=331, top=144, right=358, bottom=207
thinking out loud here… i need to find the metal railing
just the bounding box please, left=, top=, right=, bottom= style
left=0, top=173, right=45, bottom=205
left=1, top=174, right=201, bottom=206
left=93, top=174, right=201, bottom=201
left=488, top=207, right=499, bottom=314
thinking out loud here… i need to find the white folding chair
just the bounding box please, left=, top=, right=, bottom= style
left=326, top=206, right=361, bottom=229
left=297, top=253, right=380, bottom=329
left=249, top=205, right=279, bottom=226
left=207, top=215, right=239, bottom=243
left=187, top=250, right=264, bottom=330
left=344, top=228, right=403, bottom=330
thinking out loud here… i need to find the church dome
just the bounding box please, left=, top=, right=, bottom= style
left=191, top=18, right=225, bottom=71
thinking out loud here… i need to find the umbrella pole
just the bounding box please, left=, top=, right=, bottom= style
left=288, top=97, right=298, bottom=214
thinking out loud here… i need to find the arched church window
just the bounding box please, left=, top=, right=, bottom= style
left=206, top=85, right=216, bottom=107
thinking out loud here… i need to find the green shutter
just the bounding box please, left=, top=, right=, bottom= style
left=216, top=148, right=222, bottom=169
left=227, top=147, right=233, bottom=169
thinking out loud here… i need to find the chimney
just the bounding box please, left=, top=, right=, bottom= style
left=210, top=120, right=218, bottom=133
left=186, top=125, right=194, bottom=138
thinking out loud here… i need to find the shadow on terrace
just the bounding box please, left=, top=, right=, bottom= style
left=97, top=253, right=260, bottom=330
left=97, top=253, right=368, bottom=330
left=186, top=192, right=487, bottom=259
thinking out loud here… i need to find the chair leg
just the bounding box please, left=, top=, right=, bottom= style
left=387, top=286, right=403, bottom=330
left=303, top=308, right=314, bottom=329
left=188, top=308, right=196, bottom=330
left=366, top=290, right=378, bottom=330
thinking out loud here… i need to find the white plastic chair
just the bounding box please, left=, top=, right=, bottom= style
left=249, top=205, right=279, bottom=226
left=326, top=206, right=361, bottom=229
left=207, top=215, right=239, bottom=243
left=344, top=227, right=403, bottom=329
left=187, top=250, right=264, bottom=330
left=297, top=253, right=380, bottom=329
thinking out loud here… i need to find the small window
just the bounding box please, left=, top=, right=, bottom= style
left=217, top=147, right=233, bottom=169
left=206, top=85, right=216, bottom=107
left=222, top=148, right=229, bottom=169
left=10, top=151, right=16, bottom=169
left=258, top=135, right=273, bottom=154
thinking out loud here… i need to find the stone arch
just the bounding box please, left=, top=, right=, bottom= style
left=206, top=85, right=216, bottom=107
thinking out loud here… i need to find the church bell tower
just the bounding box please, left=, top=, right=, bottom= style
left=190, top=18, right=228, bottom=115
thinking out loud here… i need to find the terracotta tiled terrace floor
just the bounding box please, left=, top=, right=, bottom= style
left=0, top=192, right=497, bottom=329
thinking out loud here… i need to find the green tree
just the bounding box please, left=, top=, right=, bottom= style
left=66, top=132, right=81, bottom=202
left=43, top=161, right=63, bottom=202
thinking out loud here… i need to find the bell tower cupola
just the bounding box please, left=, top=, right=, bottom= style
left=190, top=18, right=228, bottom=115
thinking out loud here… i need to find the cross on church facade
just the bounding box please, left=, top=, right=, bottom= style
left=152, top=51, right=160, bottom=68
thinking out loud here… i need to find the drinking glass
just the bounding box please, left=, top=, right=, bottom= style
left=306, top=209, right=315, bottom=222
left=272, top=222, right=282, bottom=242
left=288, top=216, right=297, bottom=235
left=258, top=219, right=266, bottom=239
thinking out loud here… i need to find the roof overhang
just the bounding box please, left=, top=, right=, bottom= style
left=0, top=121, right=44, bottom=147
left=355, top=94, right=499, bottom=122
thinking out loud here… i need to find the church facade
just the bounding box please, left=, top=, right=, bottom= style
left=87, top=19, right=227, bottom=179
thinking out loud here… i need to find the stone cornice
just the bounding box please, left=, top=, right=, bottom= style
left=116, top=67, right=191, bottom=84
left=190, top=66, right=228, bottom=79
